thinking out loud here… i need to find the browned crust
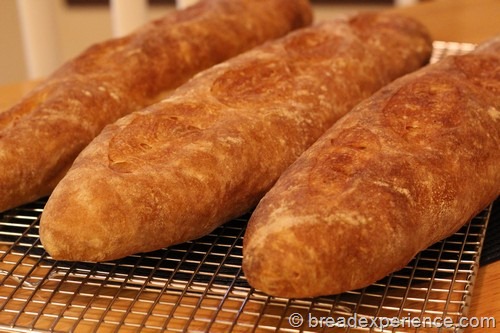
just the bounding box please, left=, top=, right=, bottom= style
left=39, top=12, right=432, bottom=262
left=0, top=0, right=312, bottom=212
left=243, top=37, right=500, bottom=298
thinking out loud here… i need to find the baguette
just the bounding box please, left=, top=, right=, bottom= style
left=0, top=0, right=313, bottom=212
left=39, top=12, right=432, bottom=262
left=243, top=37, right=500, bottom=298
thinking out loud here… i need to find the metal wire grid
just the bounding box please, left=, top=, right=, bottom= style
left=0, top=41, right=488, bottom=333
left=0, top=199, right=492, bottom=333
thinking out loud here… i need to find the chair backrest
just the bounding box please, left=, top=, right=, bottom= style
left=16, top=0, right=200, bottom=80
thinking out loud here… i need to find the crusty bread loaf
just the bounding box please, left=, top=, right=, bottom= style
left=243, top=37, right=500, bottom=298
left=0, top=0, right=313, bottom=212
left=39, top=12, right=432, bottom=262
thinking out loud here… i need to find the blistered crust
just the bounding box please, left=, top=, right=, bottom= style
left=0, top=0, right=313, bottom=212
left=40, top=12, right=432, bottom=262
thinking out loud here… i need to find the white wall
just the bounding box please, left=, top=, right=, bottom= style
left=0, top=0, right=27, bottom=85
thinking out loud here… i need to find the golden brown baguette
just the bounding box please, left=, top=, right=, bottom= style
left=39, top=12, right=432, bottom=262
left=243, top=37, right=500, bottom=298
left=0, top=0, right=312, bottom=212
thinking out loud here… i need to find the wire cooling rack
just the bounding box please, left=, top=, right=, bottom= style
left=0, top=42, right=492, bottom=333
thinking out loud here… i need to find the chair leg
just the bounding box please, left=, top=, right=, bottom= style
left=110, top=0, right=148, bottom=37
left=176, top=0, right=200, bottom=10
left=16, top=0, right=61, bottom=79
left=394, top=0, right=419, bottom=6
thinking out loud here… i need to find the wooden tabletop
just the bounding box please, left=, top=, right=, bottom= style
left=1, top=0, right=499, bottom=331
left=389, top=0, right=500, bottom=44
